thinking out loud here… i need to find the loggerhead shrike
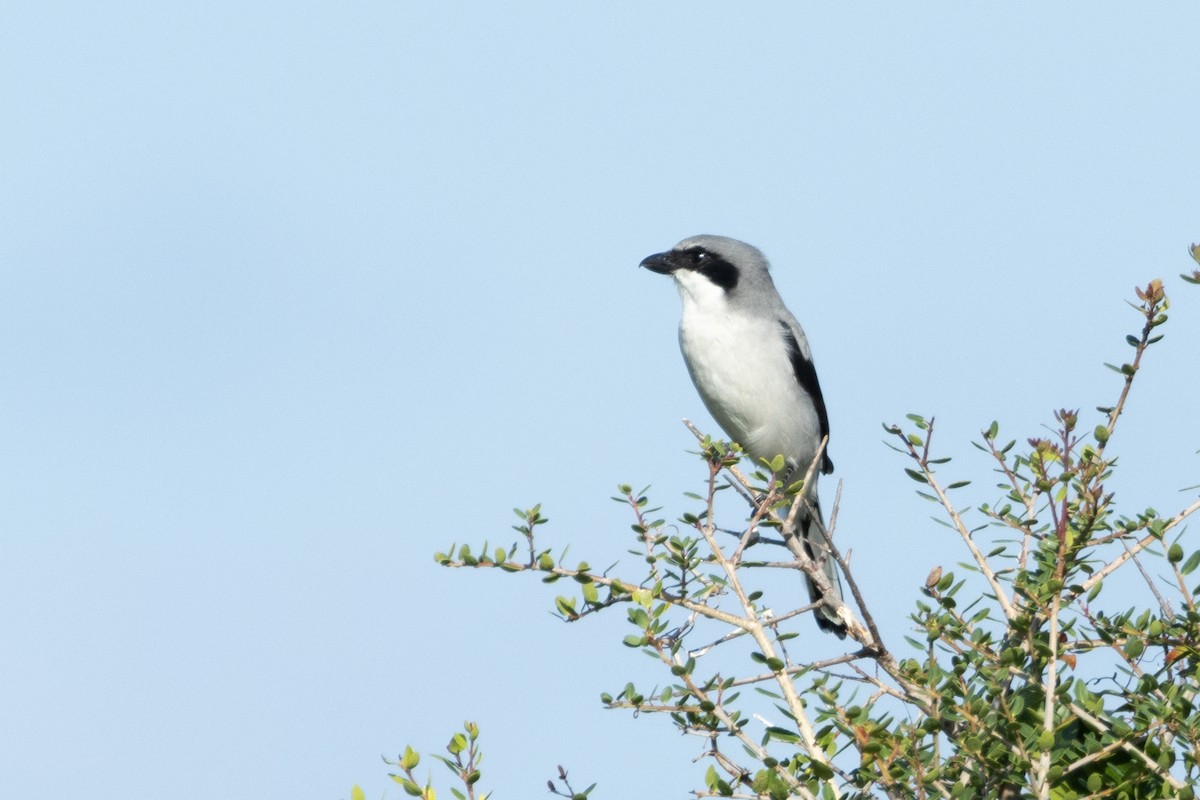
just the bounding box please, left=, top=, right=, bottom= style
left=641, top=235, right=846, bottom=637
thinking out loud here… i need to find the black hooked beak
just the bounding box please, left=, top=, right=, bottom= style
left=639, top=250, right=679, bottom=275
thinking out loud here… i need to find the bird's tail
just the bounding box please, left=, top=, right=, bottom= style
left=796, top=498, right=847, bottom=638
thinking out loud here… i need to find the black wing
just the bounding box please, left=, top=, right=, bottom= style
left=779, top=320, right=833, bottom=474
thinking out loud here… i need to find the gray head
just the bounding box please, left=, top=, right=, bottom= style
left=639, top=235, right=782, bottom=310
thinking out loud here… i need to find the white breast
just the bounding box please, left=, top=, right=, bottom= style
left=677, top=304, right=823, bottom=476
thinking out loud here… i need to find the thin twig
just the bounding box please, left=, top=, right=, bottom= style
left=1078, top=497, right=1200, bottom=594
left=893, top=423, right=1017, bottom=622
left=1124, top=538, right=1174, bottom=617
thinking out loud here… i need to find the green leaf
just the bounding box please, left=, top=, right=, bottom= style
left=764, top=726, right=801, bottom=744
left=1182, top=549, right=1200, bottom=575
left=582, top=581, right=599, bottom=604
left=555, top=596, right=577, bottom=617
left=904, top=468, right=928, bottom=484
left=393, top=776, right=424, bottom=797
left=401, top=745, right=420, bottom=770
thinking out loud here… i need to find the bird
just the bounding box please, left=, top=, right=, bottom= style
left=640, top=235, right=846, bottom=637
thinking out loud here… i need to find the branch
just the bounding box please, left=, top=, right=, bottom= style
left=889, top=421, right=1017, bottom=622
left=1078, top=496, right=1200, bottom=595
left=686, top=458, right=840, bottom=797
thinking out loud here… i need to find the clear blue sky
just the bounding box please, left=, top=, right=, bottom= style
left=2, top=4, right=1198, bottom=799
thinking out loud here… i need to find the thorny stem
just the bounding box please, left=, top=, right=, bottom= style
left=1077, top=497, right=1200, bottom=596
left=1126, top=538, right=1175, bottom=617
left=683, top=423, right=938, bottom=709
left=689, top=454, right=838, bottom=798
left=890, top=421, right=1017, bottom=623
left=1034, top=591, right=1060, bottom=800
left=1173, top=560, right=1197, bottom=614
left=1098, top=281, right=1167, bottom=453
left=628, top=490, right=664, bottom=587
